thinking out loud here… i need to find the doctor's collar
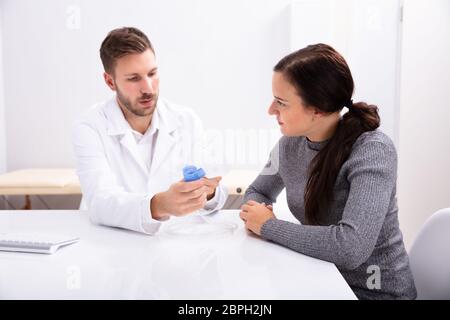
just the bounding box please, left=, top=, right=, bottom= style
left=106, top=96, right=179, bottom=136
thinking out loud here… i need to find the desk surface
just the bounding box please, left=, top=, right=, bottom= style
left=0, top=210, right=356, bottom=300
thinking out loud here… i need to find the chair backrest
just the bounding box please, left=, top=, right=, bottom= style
left=409, top=207, right=450, bottom=299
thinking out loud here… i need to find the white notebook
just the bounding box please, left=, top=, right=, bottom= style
left=0, top=233, right=80, bottom=254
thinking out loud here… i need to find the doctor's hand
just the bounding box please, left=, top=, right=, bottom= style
left=239, top=200, right=276, bottom=236
left=202, top=176, right=222, bottom=200
left=150, top=179, right=209, bottom=219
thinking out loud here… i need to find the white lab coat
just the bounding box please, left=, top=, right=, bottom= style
left=72, top=96, right=227, bottom=234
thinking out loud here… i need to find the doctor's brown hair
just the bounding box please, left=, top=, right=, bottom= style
left=100, top=27, right=154, bottom=74
left=274, top=44, right=380, bottom=225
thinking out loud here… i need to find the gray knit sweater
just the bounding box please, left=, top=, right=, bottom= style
left=244, top=130, right=417, bottom=300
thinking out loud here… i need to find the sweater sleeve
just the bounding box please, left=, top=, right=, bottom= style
left=260, top=140, right=397, bottom=270
left=243, top=143, right=285, bottom=205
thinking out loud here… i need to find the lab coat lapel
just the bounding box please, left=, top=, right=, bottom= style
left=105, top=97, right=148, bottom=175
left=119, top=131, right=149, bottom=174
left=150, top=126, right=176, bottom=177
left=150, top=99, right=180, bottom=177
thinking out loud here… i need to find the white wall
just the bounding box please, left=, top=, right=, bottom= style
left=1, top=0, right=292, bottom=172
left=0, top=3, right=6, bottom=174
left=0, top=0, right=403, bottom=174
left=398, top=0, right=450, bottom=249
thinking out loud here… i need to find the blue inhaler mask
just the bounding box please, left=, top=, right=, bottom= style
left=183, top=165, right=206, bottom=182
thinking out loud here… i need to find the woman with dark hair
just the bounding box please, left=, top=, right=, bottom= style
left=240, top=44, right=417, bottom=300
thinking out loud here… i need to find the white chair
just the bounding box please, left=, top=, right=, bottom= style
left=409, top=208, right=450, bottom=299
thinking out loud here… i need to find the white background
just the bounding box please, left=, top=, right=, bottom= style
left=0, top=0, right=401, bottom=171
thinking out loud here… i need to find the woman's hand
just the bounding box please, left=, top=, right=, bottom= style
left=239, top=200, right=276, bottom=236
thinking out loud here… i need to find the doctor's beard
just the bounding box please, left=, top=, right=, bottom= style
left=115, top=85, right=158, bottom=117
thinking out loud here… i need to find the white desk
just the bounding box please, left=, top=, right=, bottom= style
left=0, top=210, right=356, bottom=300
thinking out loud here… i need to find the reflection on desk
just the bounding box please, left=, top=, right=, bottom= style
left=0, top=210, right=356, bottom=299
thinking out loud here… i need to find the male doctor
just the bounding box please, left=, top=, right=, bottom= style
left=72, top=27, right=227, bottom=234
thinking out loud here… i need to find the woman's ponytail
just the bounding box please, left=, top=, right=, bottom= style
left=304, top=102, right=380, bottom=224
